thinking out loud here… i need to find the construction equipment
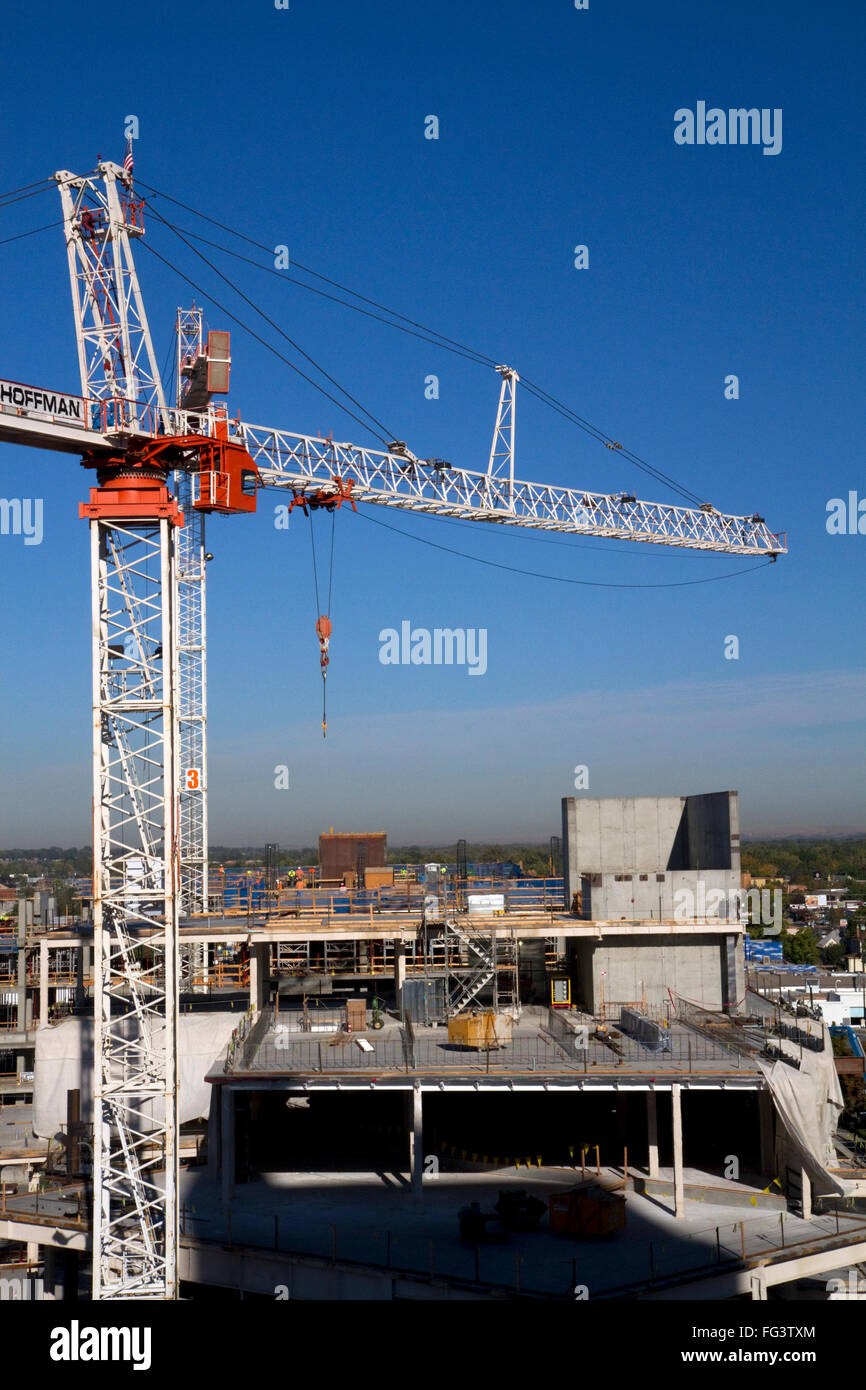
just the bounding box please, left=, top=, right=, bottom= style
left=315, top=614, right=332, bottom=737
left=458, top=1200, right=508, bottom=1245
left=494, top=1189, right=546, bottom=1231
left=0, top=157, right=786, bottom=1301
left=447, top=1009, right=512, bottom=1049
left=549, top=1183, right=627, bottom=1237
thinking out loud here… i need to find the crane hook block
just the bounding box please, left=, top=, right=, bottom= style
left=316, top=615, right=332, bottom=671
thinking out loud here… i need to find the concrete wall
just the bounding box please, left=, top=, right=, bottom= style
left=581, top=869, right=742, bottom=922
left=570, top=934, right=744, bottom=1013
left=562, top=797, right=686, bottom=884
left=562, top=792, right=740, bottom=913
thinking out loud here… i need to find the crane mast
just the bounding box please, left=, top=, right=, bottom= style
left=0, top=160, right=787, bottom=1301
left=174, top=307, right=211, bottom=922
left=56, top=164, right=179, bottom=1299
left=83, top=477, right=180, bottom=1300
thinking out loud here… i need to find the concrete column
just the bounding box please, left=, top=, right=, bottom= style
left=758, top=1087, right=775, bottom=1176
left=394, top=939, right=407, bottom=1012
left=750, top=1273, right=767, bottom=1300
left=672, top=1083, right=685, bottom=1218
left=42, top=1243, right=57, bottom=1299
left=61, top=1250, right=79, bottom=1302
left=249, top=943, right=270, bottom=1012
left=16, top=930, right=26, bottom=1034
left=76, top=945, right=92, bottom=1007
left=646, top=1090, right=659, bottom=1179
left=39, top=940, right=49, bottom=1028
left=67, top=1089, right=82, bottom=1176
left=406, top=1085, right=423, bottom=1193
left=801, top=1167, right=812, bottom=1221
left=206, top=1085, right=220, bottom=1181
left=221, top=1087, right=235, bottom=1208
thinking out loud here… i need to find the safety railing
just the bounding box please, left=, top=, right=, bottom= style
left=228, top=1025, right=748, bottom=1077
left=180, top=1202, right=865, bottom=1301
left=209, top=878, right=565, bottom=919
left=189, top=962, right=250, bottom=990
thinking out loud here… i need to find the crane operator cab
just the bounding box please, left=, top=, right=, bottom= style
left=191, top=436, right=258, bottom=514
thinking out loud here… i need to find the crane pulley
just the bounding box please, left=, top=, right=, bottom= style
left=286, top=474, right=358, bottom=516
left=315, top=613, right=332, bottom=738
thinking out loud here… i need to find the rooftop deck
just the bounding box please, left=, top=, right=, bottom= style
left=212, top=1005, right=764, bottom=1087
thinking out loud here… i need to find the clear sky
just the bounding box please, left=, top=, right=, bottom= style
left=0, top=0, right=863, bottom=847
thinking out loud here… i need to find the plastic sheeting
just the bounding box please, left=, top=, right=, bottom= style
left=757, top=1021, right=854, bottom=1196
left=33, top=1012, right=236, bottom=1139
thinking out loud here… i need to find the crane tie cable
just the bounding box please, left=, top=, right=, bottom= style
left=138, top=238, right=392, bottom=445
left=136, top=179, right=714, bottom=506
left=355, top=506, right=775, bottom=589
left=146, top=207, right=397, bottom=443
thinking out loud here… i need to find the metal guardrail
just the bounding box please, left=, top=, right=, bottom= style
left=226, top=1025, right=746, bottom=1076
left=177, top=1203, right=866, bottom=1301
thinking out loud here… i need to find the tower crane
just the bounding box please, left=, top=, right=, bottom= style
left=0, top=160, right=786, bottom=1301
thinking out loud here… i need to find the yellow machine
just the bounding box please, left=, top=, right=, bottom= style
left=447, top=1011, right=512, bottom=1049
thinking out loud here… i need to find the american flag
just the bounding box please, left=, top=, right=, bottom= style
left=123, top=137, right=134, bottom=176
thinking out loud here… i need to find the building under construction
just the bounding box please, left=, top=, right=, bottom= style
left=5, top=153, right=860, bottom=1306
left=3, top=788, right=866, bottom=1302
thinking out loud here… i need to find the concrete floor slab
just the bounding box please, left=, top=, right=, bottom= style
left=178, top=1165, right=866, bottom=1298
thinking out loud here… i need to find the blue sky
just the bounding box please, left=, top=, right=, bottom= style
left=0, top=0, right=863, bottom=846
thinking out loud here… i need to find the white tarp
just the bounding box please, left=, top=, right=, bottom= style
left=33, top=1012, right=236, bottom=1138
left=757, top=1020, right=854, bottom=1196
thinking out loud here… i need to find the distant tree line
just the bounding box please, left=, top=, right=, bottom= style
left=208, top=843, right=557, bottom=874
left=741, top=838, right=866, bottom=881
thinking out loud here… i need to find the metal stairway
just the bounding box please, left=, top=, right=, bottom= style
left=446, top=918, right=495, bottom=1013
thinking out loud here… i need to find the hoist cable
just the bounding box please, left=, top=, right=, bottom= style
left=308, top=507, right=321, bottom=616
left=327, top=508, right=336, bottom=616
